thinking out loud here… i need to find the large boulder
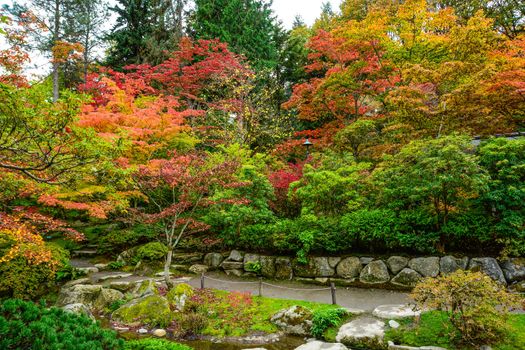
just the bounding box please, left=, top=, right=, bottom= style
left=56, top=284, right=103, bottom=307
left=329, top=257, right=342, bottom=268
left=440, top=256, right=469, bottom=275
left=63, top=278, right=91, bottom=288
left=189, top=264, right=209, bottom=274
left=93, top=288, right=124, bottom=310
left=336, top=257, right=362, bottom=279
left=225, top=269, right=243, bottom=277
left=390, top=268, right=422, bottom=288
left=130, top=279, right=159, bottom=298
left=117, top=247, right=137, bottom=264
left=336, top=316, right=385, bottom=349
left=221, top=261, right=244, bottom=270
left=359, top=260, right=390, bottom=284
left=109, top=280, right=135, bottom=292
left=260, top=256, right=276, bottom=278
left=62, top=303, right=95, bottom=321
left=500, top=258, right=525, bottom=283
left=372, top=304, right=420, bottom=319
left=293, top=257, right=335, bottom=278
left=468, top=258, right=507, bottom=285
left=228, top=250, right=244, bottom=262
left=408, top=257, right=440, bottom=277
left=387, top=256, right=409, bottom=275
left=203, top=253, right=223, bottom=268
left=271, top=305, right=313, bottom=336
left=171, top=252, right=203, bottom=264
left=295, top=341, right=348, bottom=350
left=112, top=295, right=172, bottom=327
left=275, top=257, right=293, bottom=280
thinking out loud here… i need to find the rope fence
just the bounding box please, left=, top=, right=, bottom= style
left=200, top=273, right=338, bottom=304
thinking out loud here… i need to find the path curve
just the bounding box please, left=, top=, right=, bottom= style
left=71, top=258, right=410, bottom=311
left=188, top=271, right=410, bottom=312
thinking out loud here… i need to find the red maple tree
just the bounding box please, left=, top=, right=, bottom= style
left=134, top=152, right=248, bottom=285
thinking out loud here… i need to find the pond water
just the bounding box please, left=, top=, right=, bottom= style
left=180, top=336, right=306, bottom=350
left=118, top=332, right=305, bottom=350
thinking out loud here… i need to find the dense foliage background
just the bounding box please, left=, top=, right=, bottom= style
left=0, top=0, right=524, bottom=298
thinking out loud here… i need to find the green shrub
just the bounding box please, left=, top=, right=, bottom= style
left=0, top=243, right=69, bottom=299
left=412, top=270, right=521, bottom=347
left=0, top=298, right=123, bottom=350
left=96, top=224, right=158, bottom=256
left=124, top=338, right=192, bottom=350
left=245, top=261, right=262, bottom=273
left=135, top=242, right=169, bottom=262
left=311, top=308, right=348, bottom=339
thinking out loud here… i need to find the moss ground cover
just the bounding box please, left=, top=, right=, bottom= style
left=182, top=288, right=341, bottom=337
left=385, top=311, right=525, bottom=350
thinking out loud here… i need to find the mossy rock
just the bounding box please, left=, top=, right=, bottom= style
left=112, top=295, right=172, bottom=327
left=270, top=305, right=313, bottom=336
left=131, top=279, right=159, bottom=298
left=167, top=283, right=194, bottom=311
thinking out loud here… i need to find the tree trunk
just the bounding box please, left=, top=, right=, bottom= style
left=52, top=0, right=60, bottom=102
left=164, top=248, right=173, bottom=288
left=52, top=62, right=59, bottom=102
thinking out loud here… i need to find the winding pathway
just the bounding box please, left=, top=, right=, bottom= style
left=71, top=258, right=410, bottom=311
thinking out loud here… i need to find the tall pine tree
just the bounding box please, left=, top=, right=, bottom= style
left=190, top=0, right=279, bottom=70
left=105, top=0, right=187, bottom=68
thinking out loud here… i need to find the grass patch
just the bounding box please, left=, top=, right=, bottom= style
left=182, top=289, right=341, bottom=338
left=385, top=311, right=525, bottom=350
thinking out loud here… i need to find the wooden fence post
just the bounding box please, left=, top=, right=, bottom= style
left=201, top=273, right=205, bottom=289
left=330, top=282, right=337, bottom=305
left=258, top=277, right=263, bottom=297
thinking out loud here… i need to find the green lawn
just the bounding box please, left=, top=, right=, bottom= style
left=385, top=311, right=525, bottom=350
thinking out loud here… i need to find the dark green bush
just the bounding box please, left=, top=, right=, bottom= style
left=0, top=298, right=123, bottom=350
left=124, top=338, right=192, bottom=350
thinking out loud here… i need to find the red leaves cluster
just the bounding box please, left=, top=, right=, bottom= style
left=2, top=207, right=85, bottom=242
left=268, top=162, right=303, bottom=217
left=284, top=29, right=399, bottom=123
left=0, top=12, right=31, bottom=87
left=38, top=194, right=109, bottom=220
left=77, top=38, right=250, bottom=161
left=135, top=153, right=248, bottom=237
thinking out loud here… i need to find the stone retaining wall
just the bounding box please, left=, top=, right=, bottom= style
left=180, top=251, right=525, bottom=290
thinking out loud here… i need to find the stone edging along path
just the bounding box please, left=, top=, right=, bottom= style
left=149, top=250, right=525, bottom=291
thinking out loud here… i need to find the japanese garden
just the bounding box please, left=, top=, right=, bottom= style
left=0, top=0, right=524, bottom=349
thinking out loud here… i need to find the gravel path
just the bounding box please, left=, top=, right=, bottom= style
left=70, top=258, right=410, bottom=311
left=187, top=271, right=410, bottom=312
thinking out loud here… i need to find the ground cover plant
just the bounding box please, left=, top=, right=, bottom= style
left=176, top=288, right=343, bottom=337
left=124, top=339, right=192, bottom=350
left=385, top=312, right=525, bottom=350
